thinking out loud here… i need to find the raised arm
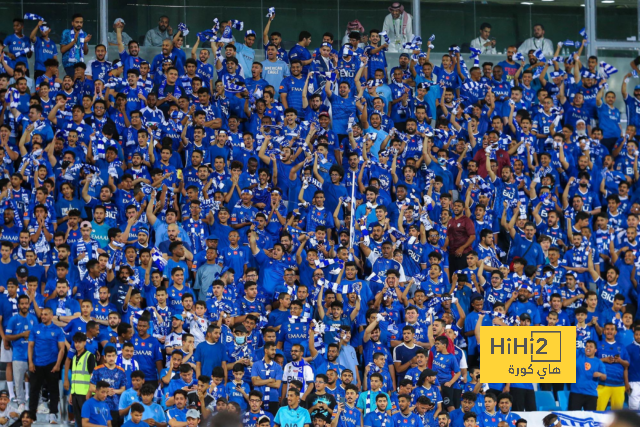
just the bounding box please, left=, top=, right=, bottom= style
left=596, top=82, right=606, bottom=107
left=486, top=150, right=497, bottom=182
left=324, top=75, right=334, bottom=99
left=262, top=14, right=274, bottom=47
left=587, top=247, right=600, bottom=282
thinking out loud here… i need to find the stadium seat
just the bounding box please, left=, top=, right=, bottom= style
left=536, top=390, right=560, bottom=411
left=558, top=390, right=570, bottom=411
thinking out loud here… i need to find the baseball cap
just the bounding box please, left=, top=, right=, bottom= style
left=172, top=314, right=183, bottom=321
left=319, top=111, right=330, bottom=118
left=186, top=409, right=200, bottom=419
left=257, top=415, right=272, bottom=424
left=234, top=324, right=248, bottom=334
left=520, top=313, right=532, bottom=322
left=399, top=53, right=410, bottom=59
left=80, top=221, right=92, bottom=229
left=16, top=266, right=28, bottom=278
left=0, top=390, right=9, bottom=398
left=138, top=227, right=149, bottom=236
left=423, top=369, right=437, bottom=376
left=113, top=18, right=125, bottom=25
left=206, top=235, right=218, bottom=241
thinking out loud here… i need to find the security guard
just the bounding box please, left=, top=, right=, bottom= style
left=68, top=332, right=96, bottom=427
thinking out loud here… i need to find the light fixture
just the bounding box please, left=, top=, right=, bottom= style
left=541, top=0, right=554, bottom=2
left=521, top=1, right=533, bottom=3
left=601, top=0, right=615, bottom=3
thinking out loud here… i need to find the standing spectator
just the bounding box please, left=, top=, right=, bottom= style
left=446, top=201, right=476, bottom=276
left=570, top=339, right=606, bottom=410
left=627, top=326, right=640, bottom=410
left=115, top=21, right=143, bottom=74
left=5, top=18, right=32, bottom=75
left=289, top=31, right=313, bottom=77
left=81, top=381, right=113, bottom=427
left=261, top=44, right=290, bottom=100
left=262, top=13, right=289, bottom=63
left=108, top=19, right=132, bottom=47
left=131, top=317, right=163, bottom=389
left=194, top=325, right=225, bottom=378
left=280, top=61, right=306, bottom=112
left=60, top=14, right=92, bottom=77
left=236, top=31, right=257, bottom=80
left=4, top=295, right=37, bottom=404
left=596, top=84, right=622, bottom=152
left=496, top=47, right=519, bottom=85
left=29, top=19, right=57, bottom=80
left=250, top=342, right=283, bottom=415
left=597, top=323, right=630, bottom=410
left=518, top=24, right=553, bottom=58
left=393, top=326, right=423, bottom=379
left=27, top=307, right=65, bottom=423
left=282, top=344, right=314, bottom=400
left=68, top=332, right=97, bottom=427
left=90, top=346, right=127, bottom=427
left=145, top=16, right=173, bottom=47
left=382, top=2, right=413, bottom=53
left=470, top=23, right=497, bottom=55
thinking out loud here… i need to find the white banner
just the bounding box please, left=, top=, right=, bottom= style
left=513, top=411, right=614, bottom=427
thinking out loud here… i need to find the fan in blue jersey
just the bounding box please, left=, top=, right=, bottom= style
left=391, top=393, right=425, bottom=427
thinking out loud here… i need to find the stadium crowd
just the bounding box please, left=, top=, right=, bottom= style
left=0, top=3, right=639, bottom=427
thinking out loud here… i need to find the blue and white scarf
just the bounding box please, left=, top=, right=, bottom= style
left=482, top=310, right=521, bottom=326
left=24, top=13, right=48, bottom=32
left=231, top=342, right=252, bottom=360
left=317, top=278, right=354, bottom=295
left=177, top=23, right=189, bottom=36
left=314, top=258, right=344, bottom=274
left=151, top=247, right=167, bottom=272
left=290, top=360, right=308, bottom=387
left=67, top=29, right=86, bottom=63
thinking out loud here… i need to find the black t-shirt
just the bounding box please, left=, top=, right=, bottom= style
left=187, top=390, right=214, bottom=415
left=304, top=391, right=337, bottom=411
